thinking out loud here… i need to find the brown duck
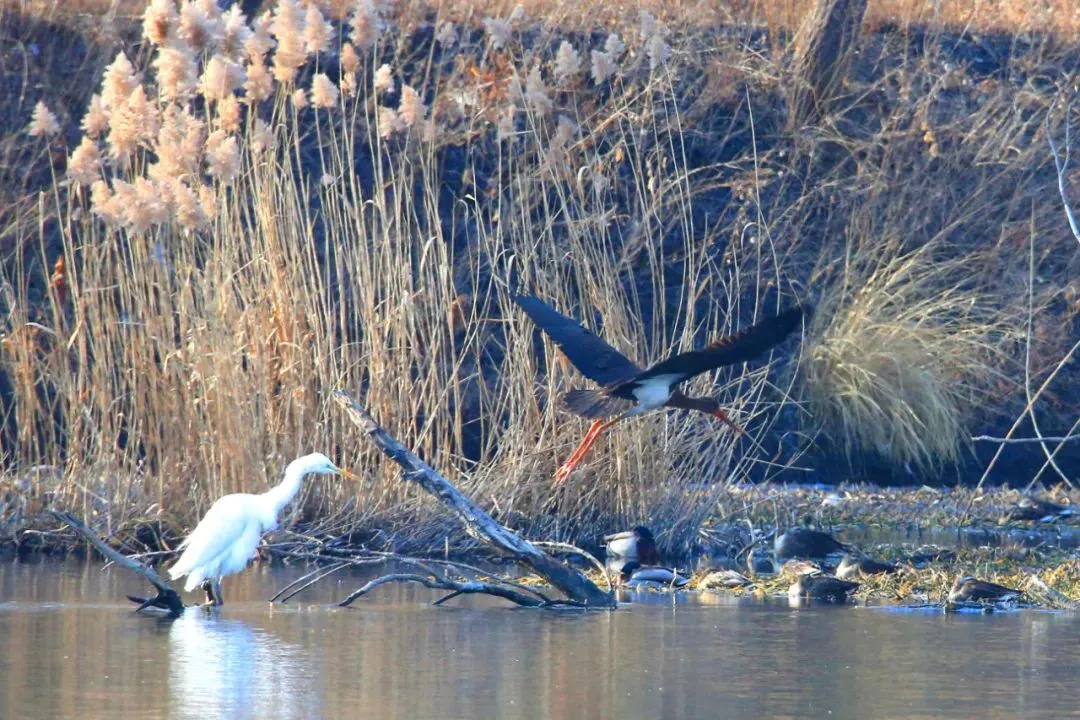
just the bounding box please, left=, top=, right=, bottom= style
left=947, top=576, right=1022, bottom=603
left=788, top=570, right=861, bottom=603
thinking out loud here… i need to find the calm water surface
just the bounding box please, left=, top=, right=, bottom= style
left=1, top=559, right=1078, bottom=720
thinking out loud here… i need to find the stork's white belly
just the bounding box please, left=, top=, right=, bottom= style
left=630, top=376, right=679, bottom=414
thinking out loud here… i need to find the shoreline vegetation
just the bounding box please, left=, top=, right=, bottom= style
left=1, top=0, right=1078, bottom=568
left=8, top=480, right=1080, bottom=610
left=29, top=400, right=1080, bottom=611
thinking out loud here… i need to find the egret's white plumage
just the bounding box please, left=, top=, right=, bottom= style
left=168, top=452, right=356, bottom=605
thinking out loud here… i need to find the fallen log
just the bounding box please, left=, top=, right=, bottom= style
left=331, top=390, right=617, bottom=609
left=51, top=510, right=185, bottom=618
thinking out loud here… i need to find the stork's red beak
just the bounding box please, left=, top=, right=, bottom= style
left=711, top=409, right=747, bottom=436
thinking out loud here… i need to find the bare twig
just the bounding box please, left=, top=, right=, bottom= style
left=337, top=572, right=555, bottom=608
left=1017, top=215, right=1073, bottom=487
left=332, top=390, right=616, bottom=608
left=433, top=590, right=465, bottom=606
left=274, top=548, right=557, bottom=606
left=51, top=510, right=185, bottom=618
left=1046, top=96, right=1079, bottom=243
left=423, top=558, right=555, bottom=604
left=972, top=434, right=1080, bottom=444
left=529, top=540, right=612, bottom=592
left=271, top=560, right=359, bottom=604
left=962, top=288, right=1080, bottom=521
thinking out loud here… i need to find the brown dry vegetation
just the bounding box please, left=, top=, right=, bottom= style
left=0, top=0, right=1078, bottom=554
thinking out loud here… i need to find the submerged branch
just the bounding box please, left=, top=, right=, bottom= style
left=271, top=560, right=356, bottom=604
left=337, top=572, right=547, bottom=608
left=51, top=510, right=185, bottom=618
left=331, top=390, right=616, bottom=609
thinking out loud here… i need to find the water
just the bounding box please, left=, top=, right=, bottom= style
left=838, top=524, right=1080, bottom=552
left=1, top=559, right=1078, bottom=720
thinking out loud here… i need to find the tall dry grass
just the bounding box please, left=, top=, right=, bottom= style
left=0, top=0, right=1074, bottom=550
left=0, top=1, right=811, bottom=553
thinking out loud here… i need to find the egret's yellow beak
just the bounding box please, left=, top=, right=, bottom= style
left=336, top=466, right=362, bottom=482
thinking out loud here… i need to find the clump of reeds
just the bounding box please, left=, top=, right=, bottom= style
left=802, top=243, right=1017, bottom=473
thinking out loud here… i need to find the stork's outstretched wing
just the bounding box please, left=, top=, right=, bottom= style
left=626, top=305, right=809, bottom=386
left=509, top=294, right=642, bottom=386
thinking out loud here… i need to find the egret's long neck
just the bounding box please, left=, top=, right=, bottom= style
left=263, top=462, right=306, bottom=518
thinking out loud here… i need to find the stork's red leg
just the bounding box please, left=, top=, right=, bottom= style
left=555, top=420, right=606, bottom=482
left=711, top=409, right=748, bottom=436
left=555, top=419, right=617, bottom=483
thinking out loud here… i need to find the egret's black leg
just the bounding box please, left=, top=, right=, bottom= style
left=200, top=580, right=217, bottom=606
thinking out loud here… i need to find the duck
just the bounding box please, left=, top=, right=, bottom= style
left=947, top=576, right=1022, bottom=603
left=774, top=526, right=850, bottom=562
left=788, top=569, right=861, bottom=603
left=780, top=559, right=822, bottom=577
left=700, top=569, right=754, bottom=589
left=746, top=547, right=778, bottom=575
left=603, top=526, right=660, bottom=565
left=1002, top=495, right=1075, bottom=523
left=616, top=561, right=690, bottom=589
left=836, top=553, right=900, bottom=580
left=904, top=547, right=957, bottom=569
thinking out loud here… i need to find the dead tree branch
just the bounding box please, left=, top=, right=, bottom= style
left=332, top=552, right=555, bottom=608
left=272, top=549, right=557, bottom=607
left=972, top=434, right=1080, bottom=444
left=788, top=0, right=868, bottom=129
left=332, top=390, right=616, bottom=609
left=338, top=573, right=550, bottom=608
left=51, top=510, right=185, bottom=618
left=529, top=540, right=613, bottom=593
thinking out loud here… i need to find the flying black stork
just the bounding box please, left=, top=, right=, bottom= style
left=509, top=294, right=809, bottom=482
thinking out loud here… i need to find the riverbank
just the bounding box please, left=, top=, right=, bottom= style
left=4, top=481, right=1075, bottom=575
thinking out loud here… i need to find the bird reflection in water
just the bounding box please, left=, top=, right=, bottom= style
left=168, top=612, right=317, bottom=720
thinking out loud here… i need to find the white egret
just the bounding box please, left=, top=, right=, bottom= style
left=168, top=452, right=359, bottom=606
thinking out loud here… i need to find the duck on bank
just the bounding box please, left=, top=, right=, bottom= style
left=836, top=553, right=901, bottom=580
left=788, top=569, right=861, bottom=604
left=947, top=576, right=1022, bottom=604
left=615, top=561, right=691, bottom=589
left=774, top=527, right=850, bottom=563
left=604, top=526, right=660, bottom=565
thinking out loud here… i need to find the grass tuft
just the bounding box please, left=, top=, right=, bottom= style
left=803, top=243, right=1018, bottom=472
